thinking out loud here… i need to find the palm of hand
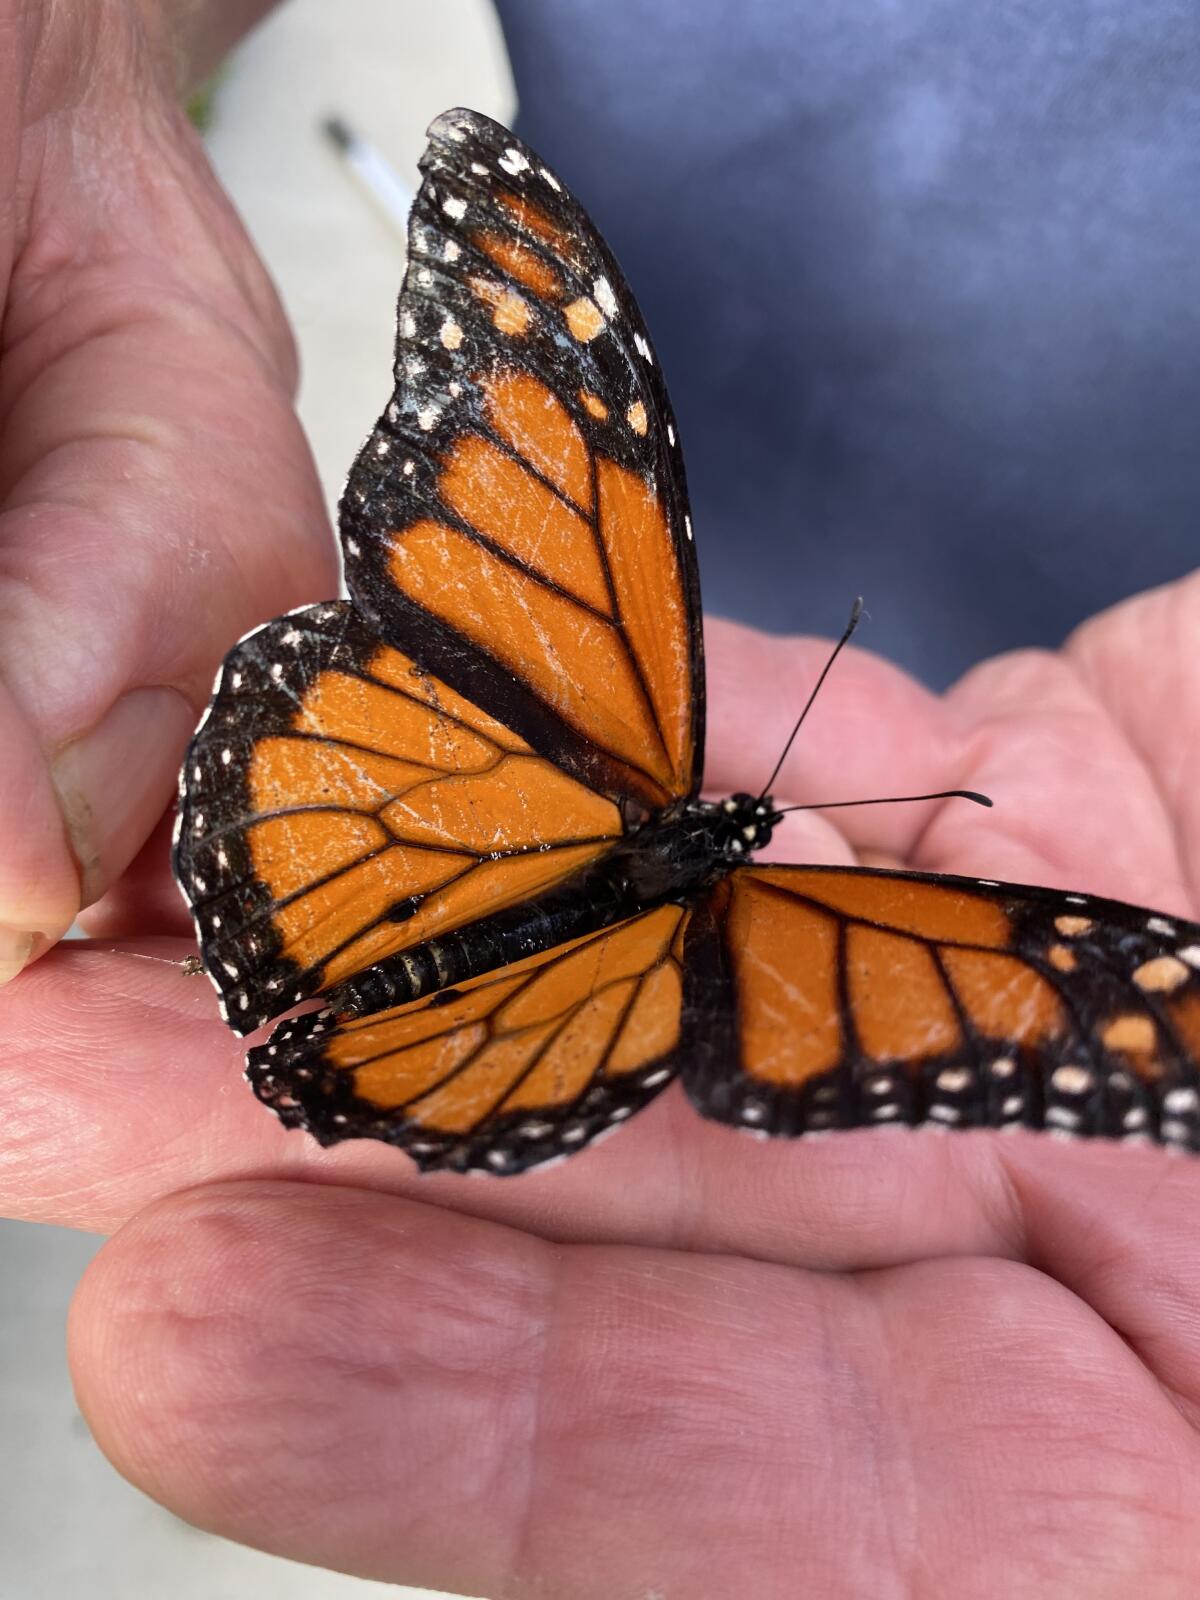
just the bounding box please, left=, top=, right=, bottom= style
left=5, top=6, right=1200, bottom=1594
left=4, top=584, right=1199, bottom=1597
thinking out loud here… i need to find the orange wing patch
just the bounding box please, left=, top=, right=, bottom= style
left=175, top=603, right=622, bottom=1032
left=380, top=366, right=694, bottom=807
left=480, top=371, right=592, bottom=508
left=474, top=230, right=563, bottom=298
left=759, top=867, right=1012, bottom=948
left=469, top=277, right=532, bottom=336
left=848, top=927, right=962, bottom=1062
left=248, top=905, right=689, bottom=1173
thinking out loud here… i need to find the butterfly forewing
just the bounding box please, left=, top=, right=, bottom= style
left=681, top=865, right=1200, bottom=1150
left=248, top=904, right=690, bottom=1172
left=173, top=602, right=623, bottom=1032
left=340, top=108, right=704, bottom=814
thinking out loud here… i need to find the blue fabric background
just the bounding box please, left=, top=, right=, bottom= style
left=492, top=0, right=1199, bottom=685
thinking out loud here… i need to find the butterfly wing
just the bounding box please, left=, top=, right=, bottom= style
left=173, top=603, right=624, bottom=1033
left=341, top=107, right=704, bottom=815
left=681, top=865, right=1200, bottom=1148
left=247, top=903, right=690, bottom=1173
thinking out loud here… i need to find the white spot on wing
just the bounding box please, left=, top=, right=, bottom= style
left=443, top=195, right=467, bottom=220
left=499, top=147, right=529, bottom=176
left=1046, top=1106, right=1080, bottom=1130
left=1051, top=1065, right=1094, bottom=1095
left=936, top=1067, right=972, bottom=1092
left=593, top=276, right=617, bottom=317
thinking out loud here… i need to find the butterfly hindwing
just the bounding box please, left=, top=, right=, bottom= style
left=681, top=865, right=1200, bottom=1150
left=341, top=108, right=703, bottom=815
left=173, top=602, right=624, bottom=1033
left=247, top=903, right=691, bottom=1173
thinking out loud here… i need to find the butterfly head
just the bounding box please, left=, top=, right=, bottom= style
left=715, top=792, right=780, bottom=858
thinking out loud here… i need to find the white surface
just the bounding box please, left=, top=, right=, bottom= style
left=2, top=2, right=512, bottom=1595
left=206, top=0, right=514, bottom=520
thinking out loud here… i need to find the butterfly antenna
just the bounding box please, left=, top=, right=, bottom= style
left=756, top=596, right=864, bottom=803
left=773, top=788, right=992, bottom=817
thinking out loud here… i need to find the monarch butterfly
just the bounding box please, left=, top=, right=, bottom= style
left=173, top=108, right=1200, bottom=1175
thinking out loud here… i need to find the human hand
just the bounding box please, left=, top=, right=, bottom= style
left=5, top=571, right=1200, bottom=1596
left=0, top=0, right=332, bottom=981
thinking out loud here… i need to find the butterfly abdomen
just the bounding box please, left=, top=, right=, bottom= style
left=325, top=804, right=760, bottom=1022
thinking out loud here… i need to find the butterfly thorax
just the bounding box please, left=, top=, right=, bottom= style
left=325, top=793, right=778, bottom=1024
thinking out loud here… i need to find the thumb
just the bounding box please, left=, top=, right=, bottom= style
left=0, top=73, right=335, bottom=979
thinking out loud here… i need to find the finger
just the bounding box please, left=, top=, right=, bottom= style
left=999, top=1136, right=1200, bottom=1425
left=0, top=673, right=77, bottom=978
left=705, top=619, right=1194, bottom=914
left=0, top=940, right=1015, bottom=1262
left=936, top=646, right=1192, bottom=912
left=70, top=1182, right=1200, bottom=1597
left=1066, top=572, right=1200, bottom=908
left=704, top=618, right=962, bottom=854
left=11, top=938, right=1200, bottom=1314
left=0, top=72, right=336, bottom=975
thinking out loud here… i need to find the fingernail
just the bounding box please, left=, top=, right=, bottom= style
left=50, top=687, right=197, bottom=908
left=0, top=926, right=35, bottom=985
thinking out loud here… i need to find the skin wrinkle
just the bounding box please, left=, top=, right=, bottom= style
left=7, top=151, right=295, bottom=416
left=507, top=1238, right=560, bottom=1595
left=835, top=1275, right=918, bottom=1600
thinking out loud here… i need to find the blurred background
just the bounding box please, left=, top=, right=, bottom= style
left=2, top=3, right=511, bottom=1595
